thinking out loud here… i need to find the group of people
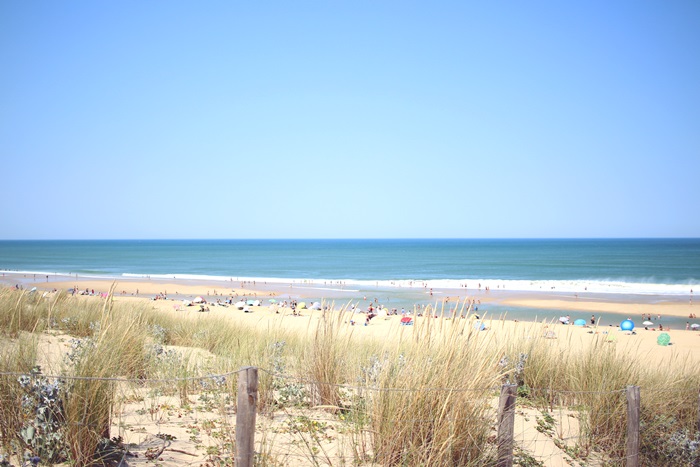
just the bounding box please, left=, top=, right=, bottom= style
left=74, top=287, right=109, bottom=298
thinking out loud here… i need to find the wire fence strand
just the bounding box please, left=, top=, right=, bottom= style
left=2, top=365, right=699, bottom=466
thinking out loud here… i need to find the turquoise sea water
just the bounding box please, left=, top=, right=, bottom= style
left=0, top=239, right=698, bottom=293
left=1, top=239, right=698, bottom=327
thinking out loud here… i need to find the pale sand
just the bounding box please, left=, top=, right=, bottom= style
left=6, top=274, right=700, bottom=466
left=4, top=273, right=700, bottom=367
left=5, top=272, right=694, bottom=315
left=142, top=297, right=700, bottom=367
left=502, top=297, right=696, bottom=319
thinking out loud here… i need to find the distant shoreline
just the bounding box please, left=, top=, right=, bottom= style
left=1, top=271, right=695, bottom=325
left=1, top=239, right=698, bottom=298
left=0, top=268, right=695, bottom=297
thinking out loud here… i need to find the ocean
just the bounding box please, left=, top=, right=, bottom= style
left=2, top=238, right=699, bottom=327
left=0, top=239, right=698, bottom=295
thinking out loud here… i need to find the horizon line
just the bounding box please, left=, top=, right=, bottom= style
left=1, top=237, right=699, bottom=241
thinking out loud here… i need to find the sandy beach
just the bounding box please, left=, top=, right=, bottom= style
left=2, top=272, right=695, bottom=313
left=3, top=271, right=700, bottom=466
left=502, top=296, right=696, bottom=318
left=3, top=272, right=700, bottom=367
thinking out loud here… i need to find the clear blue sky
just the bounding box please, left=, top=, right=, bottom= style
left=1, top=1, right=698, bottom=239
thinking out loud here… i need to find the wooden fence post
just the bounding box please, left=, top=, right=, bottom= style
left=497, top=383, right=517, bottom=467
left=626, top=385, right=640, bottom=467
left=235, top=367, right=258, bottom=467
left=697, top=388, right=700, bottom=434
left=696, top=389, right=700, bottom=467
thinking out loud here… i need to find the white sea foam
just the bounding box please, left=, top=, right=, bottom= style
left=362, top=278, right=695, bottom=296
left=289, top=286, right=361, bottom=292
left=119, top=273, right=696, bottom=296
left=1, top=270, right=121, bottom=281
left=3, top=270, right=695, bottom=297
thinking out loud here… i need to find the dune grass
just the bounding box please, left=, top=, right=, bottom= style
left=365, top=317, right=503, bottom=465
left=1, top=287, right=700, bottom=465
left=0, top=334, right=40, bottom=462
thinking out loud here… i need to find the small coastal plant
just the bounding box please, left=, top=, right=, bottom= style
left=640, top=413, right=700, bottom=464
left=18, top=366, right=68, bottom=464
left=3, top=286, right=700, bottom=464
left=0, top=334, right=40, bottom=465
left=266, top=341, right=308, bottom=408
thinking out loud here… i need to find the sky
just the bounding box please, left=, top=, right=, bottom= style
left=1, top=1, right=699, bottom=239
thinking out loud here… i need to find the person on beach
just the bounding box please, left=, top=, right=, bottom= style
left=591, top=315, right=595, bottom=326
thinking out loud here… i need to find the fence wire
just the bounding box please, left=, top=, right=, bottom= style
left=1, top=365, right=700, bottom=466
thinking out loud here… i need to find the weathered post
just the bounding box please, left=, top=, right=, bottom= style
left=497, top=384, right=517, bottom=467
left=697, top=388, right=700, bottom=434
left=235, top=367, right=258, bottom=467
left=695, top=388, right=700, bottom=467
left=626, top=385, right=640, bottom=467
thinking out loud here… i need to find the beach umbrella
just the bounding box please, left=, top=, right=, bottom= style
left=298, top=302, right=307, bottom=309
left=691, top=324, right=700, bottom=329
left=573, top=319, right=586, bottom=326
left=269, top=298, right=277, bottom=303
left=643, top=321, right=654, bottom=326
left=657, top=332, right=671, bottom=346
left=474, top=321, right=486, bottom=331
left=193, top=296, right=204, bottom=303
left=235, top=301, right=245, bottom=309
